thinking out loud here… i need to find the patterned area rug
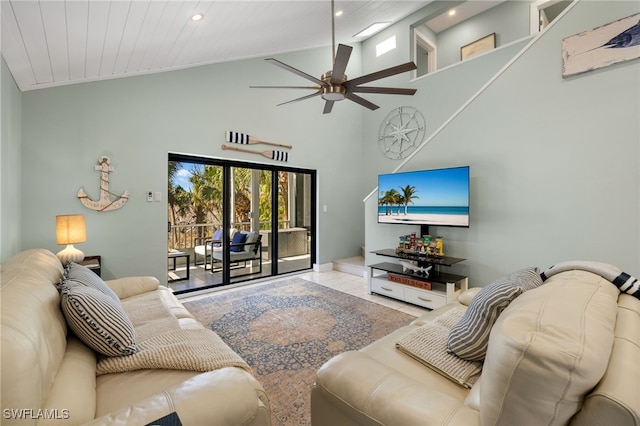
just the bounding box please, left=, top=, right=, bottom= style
left=182, top=277, right=415, bottom=426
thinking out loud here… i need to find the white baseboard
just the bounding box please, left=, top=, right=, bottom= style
left=314, top=262, right=333, bottom=272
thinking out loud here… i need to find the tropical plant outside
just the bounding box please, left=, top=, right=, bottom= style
left=168, top=161, right=289, bottom=248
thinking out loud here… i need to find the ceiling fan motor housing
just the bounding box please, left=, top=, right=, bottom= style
left=321, top=71, right=347, bottom=101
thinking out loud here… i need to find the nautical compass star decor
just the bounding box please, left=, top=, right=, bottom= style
left=378, top=106, right=426, bottom=160
left=77, top=156, right=129, bottom=212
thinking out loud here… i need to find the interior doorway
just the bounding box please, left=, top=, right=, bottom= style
left=167, top=153, right=316, bottom=294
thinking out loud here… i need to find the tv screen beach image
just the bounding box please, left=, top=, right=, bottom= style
left=378, top=167, right=469, bottom=227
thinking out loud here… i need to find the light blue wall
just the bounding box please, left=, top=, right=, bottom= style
left=18, top=46, right=366, bottom=281
left=0, top=58, right=22, bottom=262
left=364, top=1, right=640, bottom=284
left=4, top=0, right=639, bottom=286
left=437, top=1, right=531, bottom=68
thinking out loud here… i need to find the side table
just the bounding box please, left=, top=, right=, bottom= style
left=79, top=255, right=101, bottom=277
left=168, top=251, right=190, bottom=282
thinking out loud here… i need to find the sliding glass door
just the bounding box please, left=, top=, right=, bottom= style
left=167, top=153, right=316, bottom=293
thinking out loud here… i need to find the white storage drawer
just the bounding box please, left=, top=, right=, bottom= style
left=370, top=278, right=405, bottom=299
left=367, top=260, right=468, bottom=310
left=404, top=287, right=447, bottom=310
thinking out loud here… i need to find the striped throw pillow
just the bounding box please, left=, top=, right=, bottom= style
left=66, top=262, right=119, bottom=301
left=447, top=267, right=542, bottom=361
left=60, top=282, right=137, bottom=357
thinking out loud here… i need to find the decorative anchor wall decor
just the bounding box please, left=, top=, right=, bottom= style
left=77, top=156, right=129, bottom=212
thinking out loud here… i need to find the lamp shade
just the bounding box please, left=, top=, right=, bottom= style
left=55, top=215, right=86, bottom=264
left=56, top=215, right=86, bottom=245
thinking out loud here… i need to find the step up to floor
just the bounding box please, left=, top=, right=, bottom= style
left=332, top=256, right=366, bottom=278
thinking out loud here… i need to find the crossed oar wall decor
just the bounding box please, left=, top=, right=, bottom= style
left=223, top=130, right=291, bottom=162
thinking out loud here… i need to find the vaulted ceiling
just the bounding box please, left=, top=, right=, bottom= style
left=2, top=0, right=436, bottom=92
left=2, top=1, right=506, bottom=93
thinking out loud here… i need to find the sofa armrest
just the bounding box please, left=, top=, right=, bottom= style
left=104, top=276, right=160, bottom=300
left=311, top=351, right=479, bottom=426
left=84, top=368, right=270, bottom=426
left=458, top=287, right=482, bottom=306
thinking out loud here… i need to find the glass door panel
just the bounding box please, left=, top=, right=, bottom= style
left=228, top=166, right=272, bottom=283
left=168, top=153, right=316, bottom=294
left=275, top=171, right=312, bottom=274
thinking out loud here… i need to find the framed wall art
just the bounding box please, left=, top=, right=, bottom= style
left=461, top=33, right=496, bottom=61
left=562, top=13, right=640, bottom=77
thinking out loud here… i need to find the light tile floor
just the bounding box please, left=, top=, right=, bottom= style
left=179, top=269, right=430, bottom=318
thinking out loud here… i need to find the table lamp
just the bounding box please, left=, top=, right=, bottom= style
left=56, top=214, right=86, bottom=264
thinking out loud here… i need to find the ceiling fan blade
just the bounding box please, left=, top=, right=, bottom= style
left=345, top=62, right=417, bottom=88
left=331, top=44, right=352, bottom=84
left=265, top=58, right=327, bottom=86
left=350, top=86, right=417, bottom=95
left=250, top=85, right=321, bottom=90
left=323, top=100, right=335, bottom=114
left=345, top=92, right=379, bottom=111
left=276, top=91, right=322, bottom=107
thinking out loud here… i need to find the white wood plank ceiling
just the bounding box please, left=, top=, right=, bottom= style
left=1, top=0, right=438, bottom=92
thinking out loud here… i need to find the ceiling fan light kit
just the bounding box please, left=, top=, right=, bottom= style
left=251, top=0, right=417, bottom=114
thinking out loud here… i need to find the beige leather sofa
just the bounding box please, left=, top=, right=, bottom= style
left=1, top=249, right=270, bottom=425
left=311, top=268, right=640, bottom=425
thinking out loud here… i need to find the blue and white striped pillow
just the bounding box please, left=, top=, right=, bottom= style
left=66, top=262, right=119, bottom=301
left=60, top=282, right=137, bottom=357
left=447, top=267, right=542, bottom=361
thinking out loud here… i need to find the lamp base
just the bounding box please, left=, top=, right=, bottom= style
left=56, top=244, right=85, bottom=265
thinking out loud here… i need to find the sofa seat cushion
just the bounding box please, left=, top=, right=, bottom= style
left=396, top=307, right=482, bottom=388
left=94, top=369, right=270, bottom=425
left=123, top=285, right=196, bottom=322
left=481, top=270, right=619, bottom=425
left=96, top=369, right=200, bottom=416
left=312, top=351, right=479, bottom=426
left=360, top=310, right=471, bottom=401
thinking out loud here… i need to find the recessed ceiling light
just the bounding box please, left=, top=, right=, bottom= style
left=448, top=9, right=456, bottom=17
left=191, top=13, right=203, bottom=21
left=335, top=10, right=343, bottom=17
left=354, top=22, right=391, bottom=38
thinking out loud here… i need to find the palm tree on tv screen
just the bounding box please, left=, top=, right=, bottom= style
left=380, top=189, right=401, bottom=215
left=399, top=185, right=419, bottom=215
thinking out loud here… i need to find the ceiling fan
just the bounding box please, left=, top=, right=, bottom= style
left=250, top=0, right=418, bottom=114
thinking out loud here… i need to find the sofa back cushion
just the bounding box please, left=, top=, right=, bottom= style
left=481, top=270, right=619, bottom=425
left=1, top=249, right=67, bottom=418
left=448, top=267, right=542, bottom=361
left=570, top=293, right=640, bottom=425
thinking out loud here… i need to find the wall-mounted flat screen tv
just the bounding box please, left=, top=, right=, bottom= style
left=377, top=166, right=469, bottom=227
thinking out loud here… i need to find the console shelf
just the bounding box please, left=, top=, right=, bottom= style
left=368, top=250, right=468, bottom=310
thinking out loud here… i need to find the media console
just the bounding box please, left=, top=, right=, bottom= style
left=367, top=249, right=468, bottom=310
